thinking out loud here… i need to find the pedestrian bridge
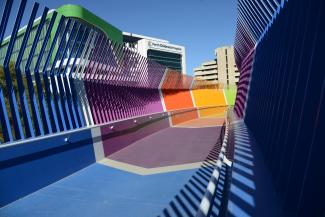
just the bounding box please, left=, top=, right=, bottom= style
left=1, top=0, right=325, bottom=217
left=1, top=107, right=230, bottom=217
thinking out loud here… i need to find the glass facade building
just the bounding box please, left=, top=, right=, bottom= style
left=123, top=32, right=186, bottom=74
left=147, top=49, right=182, bottom=72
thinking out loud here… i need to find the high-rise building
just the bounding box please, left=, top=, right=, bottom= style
left=0, top=5, right=123, bottom=71
left=194, top=46, right=239, bottom=86
left=0, top=5, right=186, bottom=74
left=123, top=32, right=186, bottom=74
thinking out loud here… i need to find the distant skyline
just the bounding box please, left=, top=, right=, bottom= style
left=1, top=0, right=237, bottom=75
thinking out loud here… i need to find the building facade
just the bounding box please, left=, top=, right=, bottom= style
left=194, top=46, right=239, bottom=86
left=193, top=60, right=218, bottom=82
left=1, top=5, right=186, bottom=75
left=123, top=32, right=186, bottom=74
left=0, top=5, right=123, bottom=71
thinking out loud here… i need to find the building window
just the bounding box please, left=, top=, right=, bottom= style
left=225, top=49, right=228, bottom=63
left=147, top=49, right=182, bottom=72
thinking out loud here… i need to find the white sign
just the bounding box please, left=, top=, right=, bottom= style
left=148, top=41, right=182, bottom=53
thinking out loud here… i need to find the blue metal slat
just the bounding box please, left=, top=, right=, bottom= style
left=41, top=16, right=66, bottom=133
left=2, top=0, right=27, bottom=140
left=15, top=2, right=40, bottom=137
left=61, top=24, right=84, bottom=129
left=246, top=0, right=268, bottom=27
left=253, top=0, right=272, bottom=22
left=266, top=0, right=277, bottom=12
left=54, top=21, right=78, bottom=130
left=238, top=4, right=260, bottom=38
left=238, top=9, right=261, bottom=39
left=74, top=30, right=95, bottom=81
left=0, top=0, right=13, bottom=42
left=63, top=25, right=83, bottom=128
left=48, top=18, right=73, bottom=131
left=0, top=0, right=14, bottom=143
left=73, top=30, right=96, bottom=124
left=260, top=0, right=274, bottom=18
left=0, top=88, right=13, bottom=142
left=238, top=19, right=256, bottom=45
left=239, top=2, right=264, bottom=35
left=68, top=27, right=89, bottom=127
left=32, top=8, right=54, bottom=135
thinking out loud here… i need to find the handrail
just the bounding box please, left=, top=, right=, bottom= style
left=196, top=109, right=232, bottom=217
left=0, top=105, right=225, bottom=149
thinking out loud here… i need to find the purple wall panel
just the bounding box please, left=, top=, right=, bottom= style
left=234, top=48, right=255, bottom=118
left=82, top=34, right=167, bottom=125
left=144, top=93, right=165, bottom=113
left=85, top=82, right=164, bottom=124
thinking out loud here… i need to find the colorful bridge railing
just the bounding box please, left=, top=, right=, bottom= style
left=233, top=0, right=284, bottom=118
left=0, top=0, right=228, bottom=144
left=233, top=0, right=325, bottom=216
left=0, top=0, right=229, bottom=207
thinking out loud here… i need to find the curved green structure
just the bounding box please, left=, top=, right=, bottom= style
left=0, top=4, right=122, bottom=68
left=55, top=4, right=122, bottom=43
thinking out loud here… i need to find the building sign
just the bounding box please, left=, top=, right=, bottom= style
left=148, top=41, right=182, bottom=53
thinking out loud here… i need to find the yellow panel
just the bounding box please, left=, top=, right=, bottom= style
left=192, top=89, right=227, bottom=107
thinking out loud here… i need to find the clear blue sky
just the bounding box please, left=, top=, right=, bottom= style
left=2, top=0, right=237, bottom=76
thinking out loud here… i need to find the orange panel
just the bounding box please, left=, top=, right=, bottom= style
left=162, top=90, right=194, bottom=111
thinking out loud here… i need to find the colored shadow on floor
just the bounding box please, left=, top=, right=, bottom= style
left=170, top=110, right=199, bottom=126
left=174, top=117, right=225, bottom=128
left=198, top=107, right=227, bottom=118
left=108, top=127, right=222, bottom=168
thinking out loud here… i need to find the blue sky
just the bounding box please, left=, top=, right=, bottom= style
left=2, top=0, right=237, bottom=75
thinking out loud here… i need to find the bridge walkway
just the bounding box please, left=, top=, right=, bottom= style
left=0, top=117, right=225, bottom=217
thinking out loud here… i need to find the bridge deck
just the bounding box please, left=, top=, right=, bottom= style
left=0, top=118, right=224, bottom=217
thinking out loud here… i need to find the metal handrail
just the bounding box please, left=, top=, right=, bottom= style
left=0, top=105, right=225, bottom=149
left=196, top=109, right=231, bottom=217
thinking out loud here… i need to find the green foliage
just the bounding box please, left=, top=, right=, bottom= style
left=0, top=61, right=18, bottom=96
left=0, top=61, right=43, bottom=142
left=0, top=62, right=17, bottom=142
